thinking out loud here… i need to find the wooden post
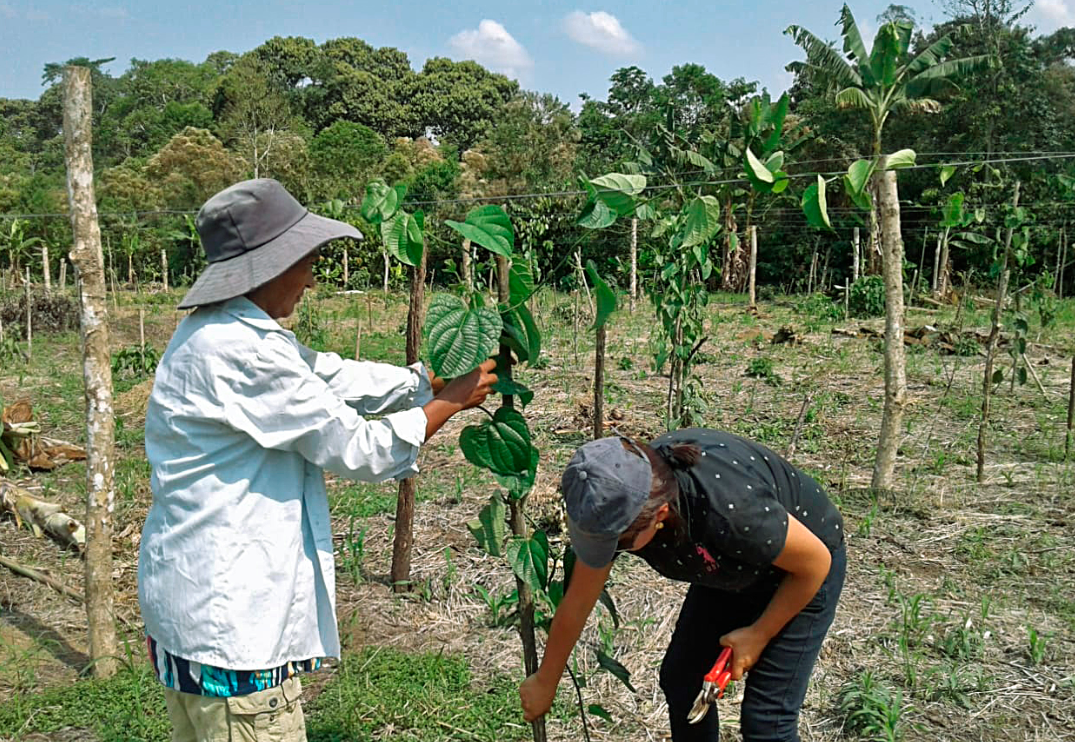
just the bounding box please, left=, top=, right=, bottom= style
left=978, top=182, right=1020, bottom=484
left=1065, top=356, right=1074, bottom=459
left=852, top=227, right=860, bottom=283
left=807, top=242, right=819, bottom=295
left=1058, top=228, right=1067, bottom=301
left=390, top=246, right=428, bottom=593
left=871, top=170, right=908, bottom=492
left=630, top=217, right=638, bottom=313
left=42, top=245, right=51, bottom=293
left=354, top=316, right=362, bottom=360
left=574, top=251, right=594, bottom=316
left=915, top=229, right=928, bottom=297
left=160, top=249, right=168, bottom=291
left=932, top=233, right=941, bottom=294
left=62, top=64, right=119, bottom=678
left=343, top=247, right=349, bottom=287
left=139, top=307, right=146, bottom=368
left=748, top=225, right=758, bottom=310
left=594, top=324, right=606, bottom=439
left=25, top=267, right=32, bottom=360
left=60, top=259, right=67, bottom=292
left=461, top=238, right=473, bottom=292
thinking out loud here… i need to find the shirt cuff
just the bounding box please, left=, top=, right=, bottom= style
left=408, top=362, right=435, bottom=407
left=385, top=406, right=429, bottom=477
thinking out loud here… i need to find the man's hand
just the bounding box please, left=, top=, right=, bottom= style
left=421, top=359, right=498, bottom=440
left=427, top=369, right=447, bottom=395
left=438, top=358, right=498, bottom=410
left=520, top=672, right=558, bottom=722
left=719, top=624, right=770, bottom=681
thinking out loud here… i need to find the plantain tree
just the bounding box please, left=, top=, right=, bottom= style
left=786, top=4, right=990, bottom=271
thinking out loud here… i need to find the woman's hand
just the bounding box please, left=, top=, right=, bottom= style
left=520, top=672, right=558, bottom=722
left=719, top=624, right=770, bottom=681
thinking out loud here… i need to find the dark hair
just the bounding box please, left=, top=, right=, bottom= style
left=616, top=441, right=700, bottom=548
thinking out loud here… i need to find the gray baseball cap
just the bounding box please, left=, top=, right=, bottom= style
left=178, top=179, right=362, bottom=309
left=562, top=437, right=653, bottom=568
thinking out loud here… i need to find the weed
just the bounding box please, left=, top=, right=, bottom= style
left=339, top=520, right=366, bottom=584
left=848, top=276, right=886, bottom=318
left=837, top=671, right=909, bottom=742
left=1026, top=625, right=1051, bottom=665
left=617, top=356, right=634, bottom=371
left=745, top=356, right=781, bottom=385
left=473, top=585, right=519, bottom=627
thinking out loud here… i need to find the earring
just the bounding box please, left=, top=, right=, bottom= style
left=655, top=522, right=664, bottom=530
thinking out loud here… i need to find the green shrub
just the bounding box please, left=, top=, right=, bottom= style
left=848, top=276, right=886, bottom=318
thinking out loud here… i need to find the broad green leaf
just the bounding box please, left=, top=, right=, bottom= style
left=588, top=705, right=613, bottom=723
left=460, top=407, right=534, bottom=479
left=467, top=496, right=507, bottom=557
left=507, top=531, right=549, bottom=593
left=992, top=368, right=1004, bottom=384
left=940, top=165, right=957, bottom=187
left=597, top=589, right=620, bottom=629
left=635, top=202, right=656, bottom=221
left=595, top=649, right=636, bottom=693
left=500, top=303, right=541, bottom=365
left=845, top=159, right=874, bottom=196
left=578, top=196, right=617, bottom=230
left=764, top=151, right=785, bottom=172
left=953, top=231, right=991, bottom=245
left=941, top=193, right=965, bottom=228
left=495, top=444, right=539, bottom=498
left=584, top=260, right=617, bottom=330
left=509, top=261, right=535, bottom=306
left=446, top=205, right=514, bottom=258
left=591, top=173, right=646, bottom=216
left=360, top=179, right=399, bottom=224
left=379, top=210, right=424, bottom=267
left=801, top=176, right=832, bottom=230
left=884, top=149, right=916, bottom=170
left=491, top=375, right=535, bottom=408
left=770, top=172, right=790, bottom=195
left=680, top=196, right=722, bottom=248
left=424, top=294, right=502, bottom=377
left=745, top=148, right=775, bottom=185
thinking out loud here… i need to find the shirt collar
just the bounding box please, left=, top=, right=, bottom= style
left=218, top=296, right=284, bottom=333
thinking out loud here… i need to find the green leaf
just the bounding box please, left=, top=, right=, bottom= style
left=507, top=531, right=549, bottom=593
left=635, top=202, right=656, bottom=221
left=770, top=172, right=791, bottom=195
left=680, top=196, right=722, bottom=248
left=584, top=260, right=617, bottom=330
left=467, top=496, right=507, bottom=557
left=884, top=149, right=916, bottom=170
left=424, top=294, right=502, bottom=377
left=380, top=210, right=424, bottom=267
left=587, top=705, right=613, bottom=723
left=360, top=179, right=400, bottom=224
left=578, top=195, right=617, bottom=230
left=1017, top=366, right=1028, bottom=386
left=446, top=205, right=514, bottom=258
left=595, top=649, right=636, bottom=693
left=744, top=147, right=775, bottom=186
left=992, top=368, right=1004, bottom=384
left=801, top=176, right=832, bottom=230
left=495, top=445, right=539, bottom=498
left=940, top=165, right=957, bottom=187
left=845, top=159, right=874, bottom=196
left=591, top=173, right=646, bottom=216
left=500, top=303, right=541, bottom=365
left=597, top=589, right=620, bottom=629
left=491, top=376, right=534, bottom=408
left=509, top=262, right=535, bottom=306
left=460, top=407, right=534, bottom=479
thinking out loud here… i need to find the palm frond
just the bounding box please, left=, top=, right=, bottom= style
left=904, top=31, right=956, bottom=75
left=785, top=25, right=861, bottom=88
left=869, top=23, right=902, bottom=87
left=838, top=4, right=870, bottom=67
left=906, top=54, right=991, bottom=97
left=835, top=87, right=873, bottom=110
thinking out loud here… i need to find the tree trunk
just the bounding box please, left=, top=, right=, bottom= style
left=391, top=248, right=427, bottom=592
left=62, top=65, right=118, bottom=679
left=871, top=170, right=907, bottom=492
left=383, top=249, right=390, bottom=297
left=630, top=217, right=638, bottom=313
left=977, top=182, right=1020, bottom=484
left=461, top=238, right=472, bottom=292
left=748, top=225, right=758, bottom=310
left=720, top=199, right=743, bottom=291
left=852, top=227, right=860, bottom=283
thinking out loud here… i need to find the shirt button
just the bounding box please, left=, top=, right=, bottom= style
left=270, top=698, right=278, bottom=708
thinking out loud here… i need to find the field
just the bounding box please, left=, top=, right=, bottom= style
left=1, top=284, right=1073, bottom=742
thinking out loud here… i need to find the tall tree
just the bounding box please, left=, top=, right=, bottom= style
left=214, top=55, right=297, bottom=179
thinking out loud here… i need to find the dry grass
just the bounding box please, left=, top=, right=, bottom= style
left=1, top=285, right=1073, bottom=742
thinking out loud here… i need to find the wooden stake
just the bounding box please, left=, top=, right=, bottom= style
left=139, top=307, right=145, bottom=368
left=932, top=233, right=941, bottom=294
left=852, top=227, right=860, bottom=283
left=0, top=554, right=84, bottom=603
left=161, top=249, right=168, bottom=292
left=1066, top=356, right=1074, bottom=459
left=60, top=259, right=67, bottom=292
left=25, top=267, right=31, bottom=360
left=748, top=225, right=758, bottom=310
left=594, top=324, right=606, bottom=440
left=354, top=316, right=362, bottom=360
left=1058, top=227, right=1067, bottom=301
left=343, top=247, right=349, bottom=287
left=42, top=245, right=51, bottom=293
left=63, top=63, right=119, bottom=678
left=630, top=217, right=638, bottom=313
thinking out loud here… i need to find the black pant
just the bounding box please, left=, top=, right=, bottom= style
left=659, top=545, right=846, bottom=742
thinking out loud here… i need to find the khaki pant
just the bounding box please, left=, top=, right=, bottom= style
left=163, top=676, right=306, bottom=742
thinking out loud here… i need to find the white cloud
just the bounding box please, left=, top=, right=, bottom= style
left=563, top=10, right=641, bottom=55
left=448, top=20, right=533, bottom=79
left=1031, top=0, right=1075, bottom=31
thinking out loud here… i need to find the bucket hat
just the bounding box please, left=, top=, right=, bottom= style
left=178, top=179, right=362, bottom=309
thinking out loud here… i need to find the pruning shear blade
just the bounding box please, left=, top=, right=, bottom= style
left=687, top=646, right=733, bottom=725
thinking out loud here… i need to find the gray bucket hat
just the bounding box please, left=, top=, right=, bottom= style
left=178, top=179, right=362, bottom=309
left=562, top=437, right=653, bottom=568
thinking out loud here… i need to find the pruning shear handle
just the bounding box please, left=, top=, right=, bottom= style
left=687, top=647, right=733, bottom=725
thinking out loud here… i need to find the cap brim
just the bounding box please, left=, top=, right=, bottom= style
left=567, top=515, right=620, bottom=569
left=178, top=212, right=362, bottom=309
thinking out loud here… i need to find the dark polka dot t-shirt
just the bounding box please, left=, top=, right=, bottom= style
left=633, top=429, right=844, bottom=592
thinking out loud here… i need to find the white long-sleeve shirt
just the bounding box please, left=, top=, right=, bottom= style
left=138, top=296, right=432, bottom=670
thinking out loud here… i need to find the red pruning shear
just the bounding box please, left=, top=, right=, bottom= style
left=687, top=646, right=733, bottom=725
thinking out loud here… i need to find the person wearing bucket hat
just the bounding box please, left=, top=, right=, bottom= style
left=520, top=429, right=846, bottom=742
left=138, top=179, right=497, bottom=742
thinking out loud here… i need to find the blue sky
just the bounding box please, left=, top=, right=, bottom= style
left=2, top=1, right=1073, bottom=104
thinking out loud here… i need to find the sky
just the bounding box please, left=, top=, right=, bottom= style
left=2, top=1, right=1074, bottom=105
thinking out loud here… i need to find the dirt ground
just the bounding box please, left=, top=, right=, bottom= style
left=1, top=286, right=1073, bottom=741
